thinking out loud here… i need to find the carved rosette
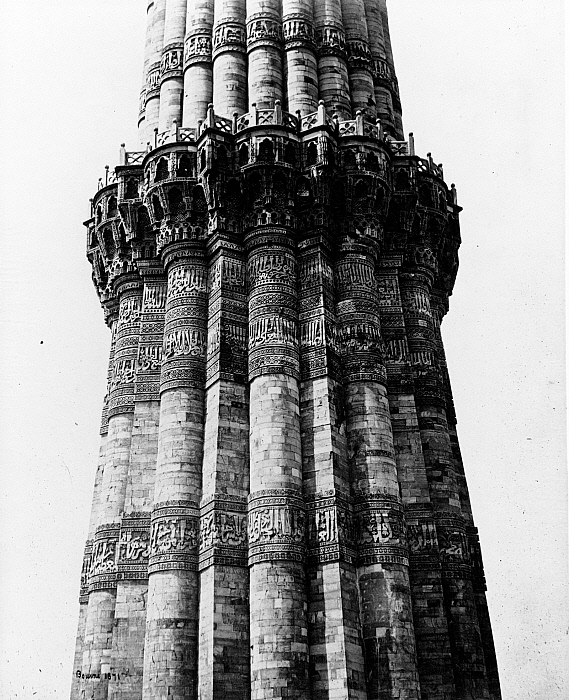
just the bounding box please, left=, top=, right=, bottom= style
left=199, top=495, right=248, bottom=570
left=184, top=31, right=213, bottom=67
left=436, top=514, right=471, bottom=579
left=160, top=42, right=184, bottom=81
left=246, top=12, right=284, bottom=52
left=148, top=501, right=200, bottom=573
left=212, top=19, right=246, bottom=58
left=315, top=23, right=346, bottom=58
left=108, top=278, right=143, bottom=417
left=116, top=513, right=151, bottom=580
left=306, top=491, right=356, bottom=565
left=247, top=243, right=299, bottom=380
left=161, top=251, right=208, bottom=392
left=354, top=495, right=408, bottom=566
left=248, top=490, right=306, bottom=565
left=89, top=523, right=120, bottom=591
left=283, top=14, right=316, bottom=51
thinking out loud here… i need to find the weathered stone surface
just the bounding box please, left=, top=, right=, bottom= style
left=72, top=2, right=501, bottom=699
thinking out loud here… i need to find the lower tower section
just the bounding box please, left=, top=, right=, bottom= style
left=73, top=102, right=500, bottom=700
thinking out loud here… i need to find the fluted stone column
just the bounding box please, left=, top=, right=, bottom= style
left=378, top=0, right=403, bottom=138
left=399, top=257, right=490, bottom=700
left=430, top=289, right=501, bottom=700
left=245, top=215, right=310, bottom=698
left=212, top=0, right=248, bottom=117
left=313, top=0, right=350, bottom=117
left=158, top=0, right=188, bottom=132
left=139, top=0, right=157, bottom=144
left=246, top=0, right=284, bottom=108
left=340, top=0, right=375, bottom=116
left=107, top=263, right=166, bottom=699
left=283, top=0, right=318, bottom=115
left=378, top=256, right=456, bottom=700
left=71, top=339, right=113, bottom=697
left=184, top=0, right=214, bottom=126
left=142, top=242, right=208, bottom=699
left=363, top=0, right=395, bottom=135
left=335, top=245, right=421, bottom=700
left=297, top=213, right=368, bottom=699
left=145, top=0, right=167, bottom=142
left=77, top=273, right=143, bottom=700
left=197, top=236, right=251, bottom=699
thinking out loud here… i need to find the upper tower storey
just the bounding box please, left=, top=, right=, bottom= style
left=138, top=0, right=404, bottom=143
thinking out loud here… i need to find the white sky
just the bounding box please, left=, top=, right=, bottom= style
left=0, top=1, right=566, bottom=698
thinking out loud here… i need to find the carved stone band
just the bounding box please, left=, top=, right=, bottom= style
left=306, top=493, right=357, bottom=565
left=161, top=43, right=184, bottom=80
left=199, top=495, right=248, bottom=569
left=248, top=491, right=306, bottom=565
left=346, top=39, right=372, bottom=68
left=283, top=16, right=316, bottom=50
left=315, top=25, right=346, bottom=57
left=148, top=502, right=200, bottom=573
left=212, top=21, right=246, bottom=57
left=146, top=61, right=161, bottom=97
left=184, top=33, right=212, bottom=67
left=354, top=497, right=408, bottom=566
left=246, top=14, right=283, bottom=50
left=89, top=523, right=120, bottom=591
left=116, top=513, right=151, bottom=581
left=436, top=516, right=470, bottom=567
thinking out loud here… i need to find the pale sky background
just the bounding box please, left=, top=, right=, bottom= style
left=0, top=1, right=566, bottom=698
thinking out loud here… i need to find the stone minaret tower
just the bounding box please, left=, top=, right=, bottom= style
left=72, top=2, right=501, bottom=699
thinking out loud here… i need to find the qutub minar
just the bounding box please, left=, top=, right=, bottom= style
left=72, top=1, right=501, bottom=698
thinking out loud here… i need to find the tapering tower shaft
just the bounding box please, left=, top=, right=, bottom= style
left=73, top=3, right=501, bottom=699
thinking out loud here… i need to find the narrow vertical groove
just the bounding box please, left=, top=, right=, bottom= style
left=197, top=243, right=251, bottom=699
left=212, top=0, right=248, bottom=117
left=70, top=433, right=108, bottom=697
left=431, top=291, right=501, bottom=700
left=145, top=0, right=167, bottom=141
left=363, top=0, right=395, bottom=135
left=245, top=193, right=309, bottom=697
left=158, top=0, right=188, bottom=132
left=335, top=246, right=420, bottom=700
left=399, top=265, right=490, bottom=700
left=246, top=0, right=284, bottom=108
left=282, top=0, right=318, bottom=114
left=377, top=254, right=456, bottom=699
left=107, top=269, right=166, bottom=700
left=78, top=275, right=143, bottom=700
left=183, top=0, right=214, bottom=126
left=339, top=0, right=375, bottom=116
left=142, top=245, right=208, bottom=699
left=378, top=0, right=403, bottom=138
left=139, top=0, right=157, bottom=145
left=297, top=170, right=367, bottom=699
left=313, top=0, right=351, bottom=117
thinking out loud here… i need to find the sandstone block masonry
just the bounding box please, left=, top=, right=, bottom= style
left=72, top=1, right=501, bottom=698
